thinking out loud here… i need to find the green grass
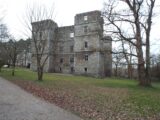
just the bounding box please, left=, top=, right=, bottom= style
left=0, top=68, right=160, bottom=119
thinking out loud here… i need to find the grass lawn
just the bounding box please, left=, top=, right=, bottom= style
left=0, top=68, right=160, bottom=120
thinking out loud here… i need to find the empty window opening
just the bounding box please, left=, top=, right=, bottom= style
left=60, top=67, right=62, bottom=72
left=60, top=58, right=63, bottom=63
left=84, top=26, right=88, bottom=33
left=71, top=67, right=74, bottom=73
left=70, top=57, right=74, bottom=63
left=84, top=67, right=87, bottom=72
left=39, top=31, right=42, bottom=39
left=70, top=45, right=74, bottom=52
left=85, top=54, right=88, bottom=61
left=85, top=42, right=88, bottom=48
left=70, top=33, right=74, bottom=38
left=38, top=43, right=42, bottom=51
left=84, top=16, right=88, bottom=21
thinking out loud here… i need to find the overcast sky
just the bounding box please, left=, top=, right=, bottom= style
left=0, top=0, right=160, bottom=53
left=0, top=0, right=103, bottom=39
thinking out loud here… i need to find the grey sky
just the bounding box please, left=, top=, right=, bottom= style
left=1, top=0, right=103, bottom=39
left=0, top=0, right=160, bottom=53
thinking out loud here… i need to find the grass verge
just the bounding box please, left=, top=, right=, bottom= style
left=0, top=68, right=160, bottom=120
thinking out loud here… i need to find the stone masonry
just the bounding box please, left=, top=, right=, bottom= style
left=31, top=10, right=112, bottom=77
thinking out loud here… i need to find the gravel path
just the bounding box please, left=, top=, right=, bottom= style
left=0, top=77, right=82, bottom=120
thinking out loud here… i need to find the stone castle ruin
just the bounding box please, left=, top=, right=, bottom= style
left=31, top=10, right=112, bottom=77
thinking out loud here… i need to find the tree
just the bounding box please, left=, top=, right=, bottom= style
left=143, top=0, right=156, bottom=82
left=0, top=45, right=8, bottom=73
left=0, top=24, right=10, bottom=72
left=121, top=40, right=134, bottom=79
left=150, top=53, right=160, bottom=80
left=24, top=3, right=55, bottom=81
left=3, top=39, right=20, bottom=76
left=0, top=57, right=5, bottom=72
left=103, top=0, right=156, bottom=86
left=112, top=50, right=124, bottom=76
left=0, top=41, right=8, bottom=72
left=0, top=23, right=19, bottom=76
left=16, top=38, right=31, bottom=67
left=0, top=24, right=9, bottom=41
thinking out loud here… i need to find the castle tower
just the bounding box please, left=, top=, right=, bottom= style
left=31, top=20, right=58, bottom=72
left=74, top=11, right=107, bottom=77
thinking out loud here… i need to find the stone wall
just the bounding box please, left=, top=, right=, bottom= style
left=31, top=20, right=58, bottom=72
left=74, top=11, right=106, bottom=77
left=31, top=11, right=112, bottom=77
left=102, top=36, right=112, bottom=76
left=54, top=26, right=74, bottom=73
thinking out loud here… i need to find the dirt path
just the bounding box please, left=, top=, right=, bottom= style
left=0, top=77, right=82, bottom=120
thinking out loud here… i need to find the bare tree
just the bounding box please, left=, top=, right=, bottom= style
left=0, top=24, right=9, bottom=41
left=24, top=3, right=56, bottom=81
left=0, top=24, right=9, bottom=72
left=0, top=59, right=4, bottom=72
left=3, top=39, right=21, bottom=76
left=16, top=38, right=31, bottom=67
left=121, top=40, right=134, bottom=78
left=112, top=50, right=124, bottom=76
left=0, top=42, right=5, bottom=72
left=150, top=54, right=160, bottom=80
left=142, top=0, right=156, bottom=82
left=0, top=41, right=9, bottom=72
left=103, top=0, right=156, bottom=86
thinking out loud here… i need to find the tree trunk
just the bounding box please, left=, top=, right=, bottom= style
left=145, top=34, right=151, bottom=85
left=12, top=65, right=15, bottom=76
left=115, top=65, right=118, bottom=77
left=136, top=26, right=149, bottom=86
left=135, top=14, right=151, bottom=86
left=145, top=0, right=155, bottom=86
left=128, top=64, right=132, bottom=79
left=137, top=41, right=151, bottom=86
left=37, top=66, right=43, bottom=81
left=137, top=60, right=145, bottom=85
